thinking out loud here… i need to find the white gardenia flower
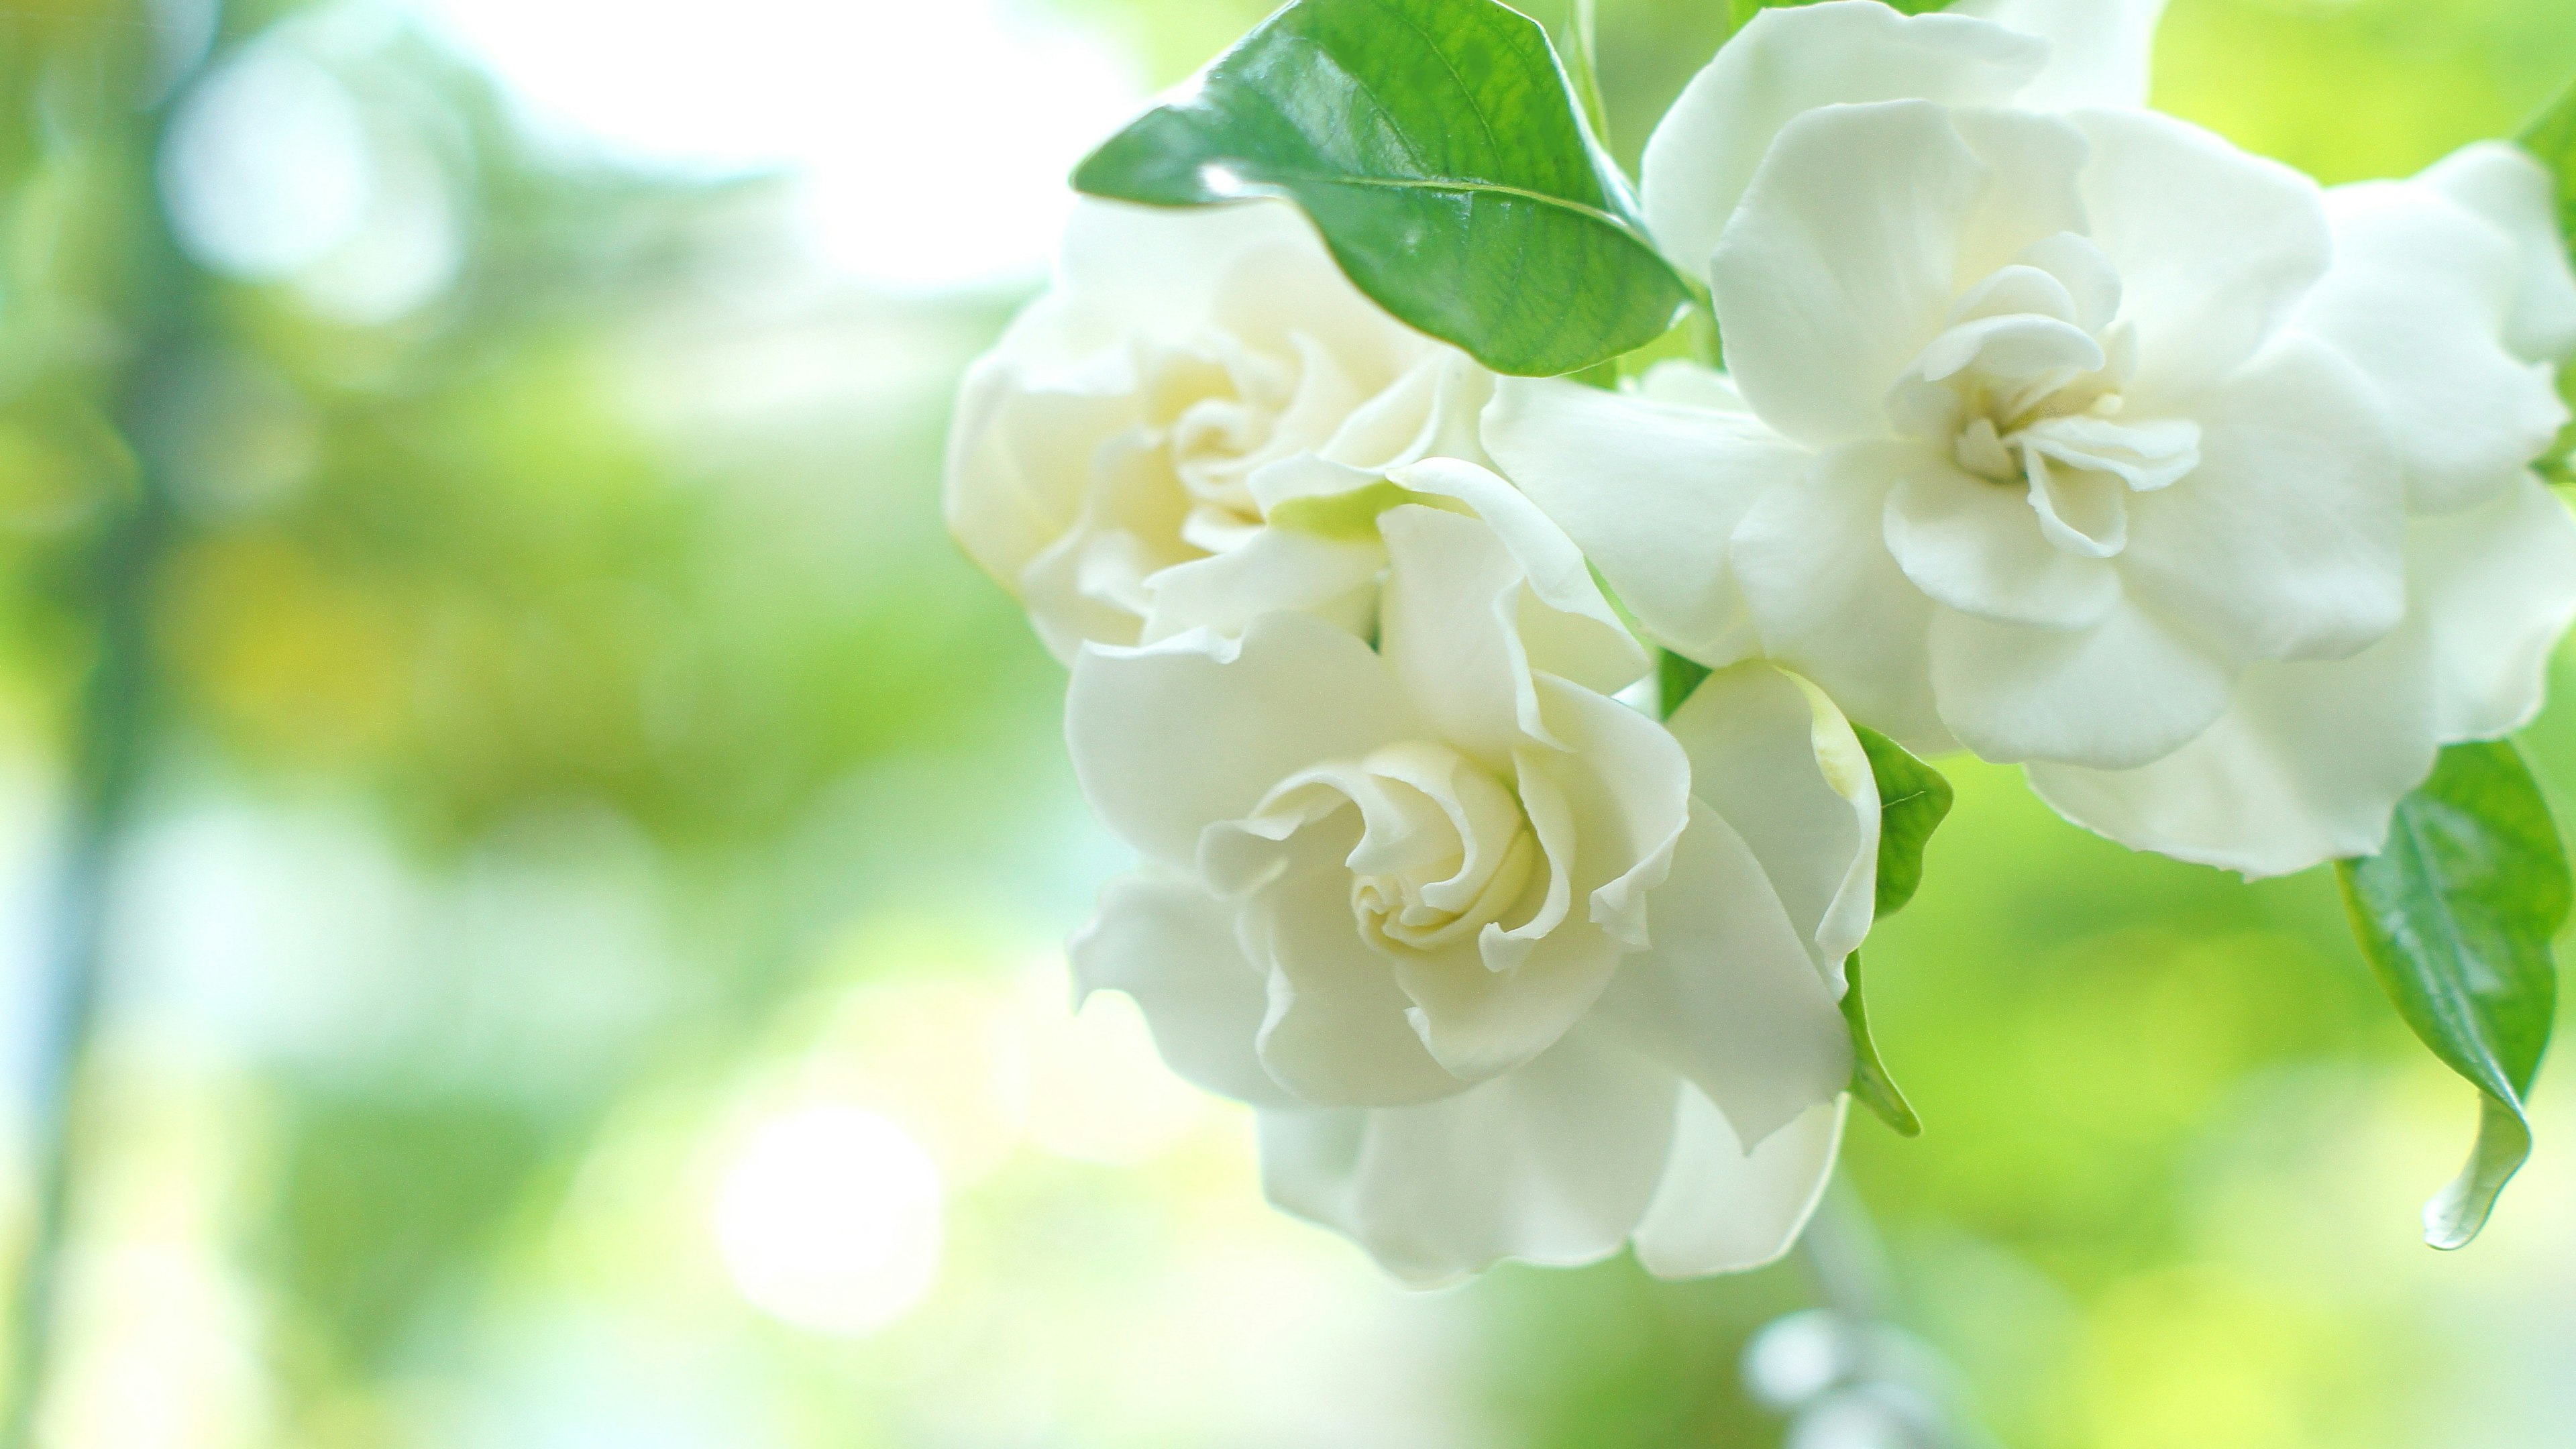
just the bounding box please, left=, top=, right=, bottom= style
left=1066, top=460, right=1876, bottom=1283
left=1487, top=0, right=2576, bottom=877
left=945, top=197, right=1491, bottom=662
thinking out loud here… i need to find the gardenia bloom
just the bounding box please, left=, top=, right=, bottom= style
left=1487, top=0, right=2576, bottom=876
left=945, top=197, right=1491, bottom=662
left=1067, top=460, right=1874, bottom=1282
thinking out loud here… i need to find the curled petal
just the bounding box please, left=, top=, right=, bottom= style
left=1642, top=1, right=2044, bottom=283
left=2413, top=476, right=2576, bottom=743
left=1255, top=1025, right=1680, bottom=1285
left=1885, top=463, right=2121, bottom=629
left=1392, top=680, right=1690, bottom=1083
left=2300, top=174, right=2568, bottom=514
left=1140, top=525, right=1385, bottom=645
left=1067, top=613, right=1412, bottom=868
left=2419, top=140, right=2576, bottom=365
left=1240, top=837, right=1465, bottom=1108
left=1391, top=458, right=1648, bottom=699
left=1483, top=371, right=1803, bottom=667
left=1631, top=1095, right=1845, bottom=1279
left=1590, top=800, right=1852, bottom=1146
left=1666, top=663, right=1882, bottom=975
left=1073, top=871, right=1298, bottom=1107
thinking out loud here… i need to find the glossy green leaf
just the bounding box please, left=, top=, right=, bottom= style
left=1841, top=952, right=1921, bottom=1138
left=2337, top=741, right=2568, bottom=1249
left=1856, top=724, right=1953, bottom=918
left=1071, top=0, right=1691, bottom=377
left=1840, top=726, right=1952, bottom=1135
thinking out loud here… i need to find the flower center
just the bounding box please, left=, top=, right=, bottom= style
left=1884, top=236, right=2205, bottom=558
left=1340, top=745, right=1539, bottom=955
left=1210, top=741, right=1546, bottom=959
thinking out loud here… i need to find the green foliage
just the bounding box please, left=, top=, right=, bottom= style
left=1072, top=0, right=1690, bottom=376
left=1727, top=0, right=1954, bottom=31
left=2337, top=741, right=2569, bottom=1248
left=264, top=1090, right=554, bottom=1373
left=1654, top=648, right=1711, bottom=720
left=1857, top=724, right=1953, bottom=919
left=1842, top=725, right=1953, bottom=1135
left=1841, top=951, right=1921, bottom=1137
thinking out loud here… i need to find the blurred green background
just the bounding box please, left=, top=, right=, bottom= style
left=0, top=0, right=2569, bottom=1445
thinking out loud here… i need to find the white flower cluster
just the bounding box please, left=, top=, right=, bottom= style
left=947, top=0, right=2576, bottom=1281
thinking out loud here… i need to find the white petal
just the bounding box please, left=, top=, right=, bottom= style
left=1711, top=102, right=1992, bottom=448
left=1067, top=613, right=1413, bottom=868
left=1046, top=198, right=1338, bottom=353
left=1928, top=600, right=2233, bottom=769
left=1884, top=463, right=2122, bottom=629
left=1391, top=458, right=1648, bottom=697
left=1140, top=525, right=1385, bottom=645
left=2413, top=476, right=2576, bottom=742
left=1483, top=372, right=1805, bottom=667
left=2120, top=334, right=2404, bottom=664
left=1638, top=360, right=1754, bottom=412
left=1316, top=350, right=1496, bottom=474
left=1641, top=1, right=2044, bottom=282
left=2025, top=625, right=2438, bottom=877
left=2420, top=140, right=2576, bottom=364
left=1732, top=442, right=1953, bottom=751
left=1949, top=0, right=2169, bottom=110
left=1631, top=1095, right=1845, bottom=1279
left=2074, top=109, right=2330, bottom=398
left=1714, top=102, right=2088, bottom=449
left=947, top=366, right=1174, bottom=661
left=1666, top=663, right=1882, bottom=974
left=2025, top=480, right=2576, bottom=871
left=1375, top=502, right=1548, bottom=763
left=1072, top=871, right=1299, bottom=1106
left=1255, top=1024, right=1680, bottom=1285
left=2299, top=175, right=2565, bottom=513
left=2024, top=454, right=2130, bottom=557
left=1591, top=800, right=1851, bottom=1146
left=1393, top=680, right=1691, bottom=1083
left=1240, top=839, right=1466, bottom=1107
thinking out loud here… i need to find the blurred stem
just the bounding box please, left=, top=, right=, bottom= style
left=1801, top=1170, right=1895, bottom=1325
left=2, top=95, right=194, bottom=1449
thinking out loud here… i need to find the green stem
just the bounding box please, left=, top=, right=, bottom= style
left=1, top=101, right=193, bottom=1449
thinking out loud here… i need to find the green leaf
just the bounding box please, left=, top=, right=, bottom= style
left=1840, top=725, right=1952, bottom=1135
left=1071, top=0, right=1691, bottom=377
left=2336, top=741, right=2569, bottom=1249
left=1841, top=951, right=1921, bottom=1138
left=1655, top=648, right=1711, bottom=721
left=1854, top=723, right=1953, bottom=919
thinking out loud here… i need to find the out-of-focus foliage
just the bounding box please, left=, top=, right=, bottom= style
left=0, top=2, right=2573, bottom=1448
